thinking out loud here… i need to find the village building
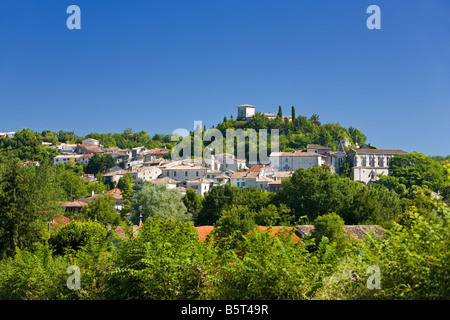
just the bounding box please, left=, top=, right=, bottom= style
left=102, top=169, right=127, bottom=186
left=213, top=174, right=231, bottom=186
left=57, top=143, right=77, bottom=154
left=19, top=160, right=40, bottom=167
left=53, top=154, right=94, bottom=165
left=213, top=153, right=247, bottom=171
left=128, top=166, right=162, bottom=182
left=185, top=178, right=214, bottom=196
left=347, top=148, right=408, bottom=184
left=142, top=147, right=170, bottom=161
left=205, top=169, right=222, bottom=180
left=161, top=164, right=207, bottom=182
left=0, top=132, right=16, bottom=138
left=307, top=144, right=332, bottom=155
left=148, top=177, right=179, bottom=189
left=329, top=141, right=347, bottom=173
left=76, top=144, right=102, bottom=154
left=81, top=138, right=100, bottom=147
left=269, top=150, right=326, bottom=172
left=236, top=104, right=256, bottom=121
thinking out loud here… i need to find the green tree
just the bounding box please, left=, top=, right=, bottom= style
left=117, top=174, right=134, bottom=214
left=213, top=205, right=257, bottom=242
left=197, top=184, right=240, bottom=225
left=80, top=194, right=120, bottom=226
left=48, top=220, right=108, bottom=255
left=291, top=106, right=296, bottom=124
left=388, top=152, right=446, bottom=192
left=348, top=126, right=366, bottom=146
left=0, top=161, right=62, bottom=258
left=183, top=188, right=204, bottom=222
left=85, top=154, right=115, bottom=175
left=311, top=212, right=347, bottom=248
left=277, top=105, right=283, bottom=118
left=277, top=166, right=357, bottom=222
left=105, top=216, right=203, bottom=300
left=130, top=184, right=191, bottom=224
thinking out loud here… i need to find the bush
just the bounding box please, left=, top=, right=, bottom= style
left=105, top=216, right=203, bottom=300
left=311, top=212, right=346, bottom=246
left=49, top=221, right=108, bottom=255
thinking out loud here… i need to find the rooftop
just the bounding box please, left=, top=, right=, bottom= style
left=353, top=148, right=408, bottom=155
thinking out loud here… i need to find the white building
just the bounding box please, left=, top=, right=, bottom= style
left=185, top=178, right=214, bottom=196
left=0, top=132, right=16, bottom=138
left=237, top=104, right=256, bottom=121
left=53, top=154, right=93, bottom=166
left=57, top=144, right=77, bottom=154
left=329, top=141, right=347, bottom=173
left=269, top=150, right=326, bottom=172
left=161, top=164, right=207, bottom=181
left=214, top=153, right=247, bottom=171
left=81, top=138, right=100, bottom=147
left=128, top=166, right=162, bottom=182
left=230, top=171, right=274, bottom=190
left=347, top=148, right=408, bottom=184
left=307, top=144, right=332, bottom=155
left=148, top=177, right=178, bottom=189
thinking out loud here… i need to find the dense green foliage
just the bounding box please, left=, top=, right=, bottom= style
left=0, top=205, right=447, bottom=300
left=130, top=184, right=191, bottom=224
left=48, top=220, right=108, bottom=255
left=0, top=161, right=63, bottom=258
left=275, top=166, right=402, bottom=226
left=0, top=125, right=449, bottom=300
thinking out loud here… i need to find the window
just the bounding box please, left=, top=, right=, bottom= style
left=285, top=158, right=288, bottom=162
left=196, top=171, right=199, bottom=176
left=174, top=171, right=177, bottom=177
left=207, top=175, right=210, bottom=178
left=185, top=171, right=188, bottom=176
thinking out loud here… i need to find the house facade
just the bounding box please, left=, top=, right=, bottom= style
left=269, top=151, right=325, bottom=172
left=161, top=164, right=207, bottom=181
left=53, top=154, right=93, bottom=165
left=347, top=148, right=408, bottom=183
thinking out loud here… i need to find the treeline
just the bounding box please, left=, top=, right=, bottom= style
left=215, top=107, right=367, bottom=152
left=0, top=209, right=448, bottom=300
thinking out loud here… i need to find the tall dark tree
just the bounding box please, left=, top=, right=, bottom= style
left=85, top=154, right=115, bottom=175
left=0, top=161, right=62, bottom=257
left=277, top=105, right=283, bottom=118
left=291, top=106, right=296, bottom=123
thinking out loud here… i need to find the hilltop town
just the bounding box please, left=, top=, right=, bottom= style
left=46, top=105, right=408, bottom=202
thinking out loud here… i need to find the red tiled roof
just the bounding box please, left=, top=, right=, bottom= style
left=195, top=226, right=215, bottom=242
left=194, top=226, right=300, bottom=243
left=248, top=165, right=270, bottom=172
left=79, top=144, right=102, bottom=153
left=107, top=188, right=123, bottom=194
left=63, top=201, right=88, bottom=208
left=354, top=148, right=408, bottom=154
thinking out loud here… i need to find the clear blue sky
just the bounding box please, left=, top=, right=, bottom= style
left=0, top=0, right=449, bottom=156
